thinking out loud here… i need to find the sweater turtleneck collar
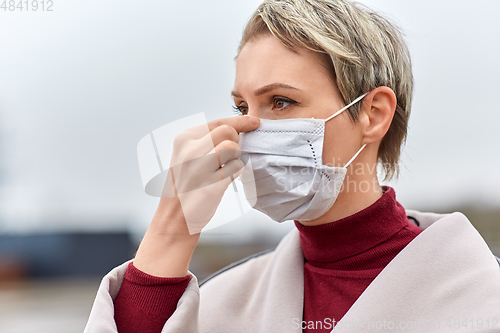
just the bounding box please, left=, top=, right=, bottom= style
left=294, top=187, right=416, bottom=265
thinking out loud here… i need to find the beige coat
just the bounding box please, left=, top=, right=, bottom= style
left=84, top=210, right=500, bottom=332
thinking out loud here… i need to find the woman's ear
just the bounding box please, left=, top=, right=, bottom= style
left=359, top=86, right=397, bottom=145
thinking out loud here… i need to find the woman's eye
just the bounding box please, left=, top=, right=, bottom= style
left=272, top=97, right=296, bottom=110
left=232, top=104, right=248, bottom=115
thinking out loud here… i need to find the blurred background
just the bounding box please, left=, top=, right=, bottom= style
left=0, top=0, right=499, bottom=332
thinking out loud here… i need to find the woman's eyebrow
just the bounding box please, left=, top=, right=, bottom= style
left=231, top=83, right=300, bottom=99
left=255, top=83, right=300, bottom=96
left=231, top=90, right=242, bottom=98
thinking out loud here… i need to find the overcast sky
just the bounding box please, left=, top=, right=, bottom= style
left=0, top=0, right=499, bottom=240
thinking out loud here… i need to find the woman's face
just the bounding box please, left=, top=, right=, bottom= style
left=233, top=33, right=365, bottom=167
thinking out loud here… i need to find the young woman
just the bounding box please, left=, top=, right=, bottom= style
left=85, top=0, right=500, bottom=332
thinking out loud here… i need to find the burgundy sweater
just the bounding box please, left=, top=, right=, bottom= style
left=114, top=187, right=422, bottom=332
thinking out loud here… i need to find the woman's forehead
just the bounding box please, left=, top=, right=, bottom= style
left=234, top=34, right=335, bottom=94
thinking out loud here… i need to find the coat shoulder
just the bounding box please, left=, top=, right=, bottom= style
left=199, top=248, right=275, bottom=288
left=407, top=209, right=500, bottom=268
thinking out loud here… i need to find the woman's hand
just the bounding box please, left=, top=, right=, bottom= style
left=133, top=115, right=260, bottom=277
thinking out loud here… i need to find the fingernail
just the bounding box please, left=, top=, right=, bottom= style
left=248, top=116, right=259, bottom=126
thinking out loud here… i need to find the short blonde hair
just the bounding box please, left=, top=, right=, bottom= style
left=238, top=0, right=413, bottom=180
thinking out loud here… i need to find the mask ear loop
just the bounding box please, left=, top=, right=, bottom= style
left=344, top=144, right=367, bottom=168
left=323, top=93, right=369, bottom=168
left=324, top=93, right=368, bottom=123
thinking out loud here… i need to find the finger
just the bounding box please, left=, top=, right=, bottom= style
left=213, top=140, right=241, bottom=167
left=193, top=124, right=239, bottom=158
left=178, top=116, right=259, bottom=160
left=171, top=153, right=221, bottom=194
left=219, top=159, right=245, bottom=180
left=179, top=122, right=212, bottom=141
left=210, top=124, right=239, bottom=145
left=170, top=150, right=242, bottom=194
left=196, top=134, right=241, bottom=168
left=207, top=115, right=260, bottom=134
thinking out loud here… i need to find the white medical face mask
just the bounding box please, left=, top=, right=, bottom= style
left=239, top=94, right=367, bottom=222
